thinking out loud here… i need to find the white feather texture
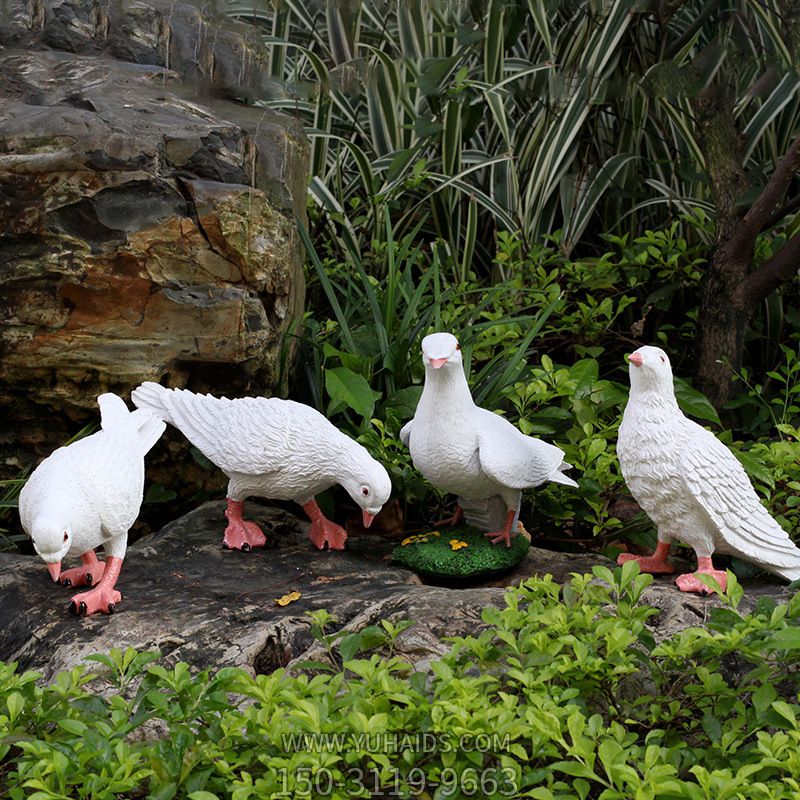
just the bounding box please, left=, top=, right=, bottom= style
left=402, top=332, right=578, bottom=532
left=618, top=345, right=800, bottom=581
left=19, top=394, right=165, bottom=564
left=131, top=383, right=391, bottom=515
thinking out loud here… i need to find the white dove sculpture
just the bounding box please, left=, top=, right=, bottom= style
left=131, top=383, right=392, bottom=551
left=19, top=393, right=165, bottom=616
left=617, top=345, right=800, bottom=593
left=400, top=332, right=578, bottom=547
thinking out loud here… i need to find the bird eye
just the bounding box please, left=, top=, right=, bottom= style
left=660, top=355, right=665, bottom=363
left=63, top=532, right=68, bottom=542
left=456, top=344, right=461, bottom=351
left=361, top=487, right=370, bottom=496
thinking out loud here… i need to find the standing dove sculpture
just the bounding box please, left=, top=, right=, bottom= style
left=19, top=393, right=165, bottom=616
left=131, top=383, right=392, bottom=551
left=400, top=332, right=578, bottom=547
left=616, top=345, right=800, bottom=593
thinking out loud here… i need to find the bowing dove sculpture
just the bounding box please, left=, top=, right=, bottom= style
left=617, top=345, right=800, bottom=592
left=19, top=393, right=165, bottom=615
left=400, top=332, right=578, bottom=546
left=131, top=383, right=391, bottom=551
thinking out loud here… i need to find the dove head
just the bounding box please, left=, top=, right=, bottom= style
left=341, top=457, right=392, bottom=529
left=29, top=516, right=71, bottom=581
left=421, top=332, right=462, bottom=371
left=627, top=346, right=676, bottom=400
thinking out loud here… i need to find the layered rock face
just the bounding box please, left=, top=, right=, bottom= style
left=0, top=0, right=308, bottom=473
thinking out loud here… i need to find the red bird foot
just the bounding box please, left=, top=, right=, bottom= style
left=676, top=568, right=727, bottom=595
left=484, top=509, right=516, bottom=548
left=308, top=519, right=348, bottom=551
left=69, top=585, right=123, bottom=616
left=60, top=561, right=105, bottom=588
left=434, top=505, right=463, bottom=527
left=485, top=529, right=512, bottom=548
left=617, top=552, right=676, bottom=574
left=222, top=519, right=267, bottom=552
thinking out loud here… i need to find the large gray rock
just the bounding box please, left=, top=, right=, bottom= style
left=0, top=0, right=308, bottom=479
left=0, top=502, right=794, bottom=679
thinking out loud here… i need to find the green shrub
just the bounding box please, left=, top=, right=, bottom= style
left=5, top=565, right=800, bottom=798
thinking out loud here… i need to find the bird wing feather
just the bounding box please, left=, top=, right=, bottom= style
left=678, top=422, right=800, bottom=567
left=160, top=391, right=329, bottom=476
left=475, top=408, right=566, bottom=489
left=399, top=419, right=413, bottom=447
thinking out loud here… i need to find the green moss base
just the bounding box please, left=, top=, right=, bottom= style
left=392, top=524, right=529, bottom=579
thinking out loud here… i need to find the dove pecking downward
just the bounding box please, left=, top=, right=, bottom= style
left=19, top=393, right=165, bottom=616
left=131, top=383, right=391, bottom=552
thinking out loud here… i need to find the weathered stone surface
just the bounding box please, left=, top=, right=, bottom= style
left=0, top=502, right=794, bottom=679
left=0, top=0, right=308, bottom=478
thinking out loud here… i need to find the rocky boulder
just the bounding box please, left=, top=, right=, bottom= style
left=0, top=501, right=793, bottom=680
left=0, top=0, right=308, bottom=477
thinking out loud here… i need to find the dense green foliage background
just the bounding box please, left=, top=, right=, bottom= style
left=222, top=0, right=800, bottom=549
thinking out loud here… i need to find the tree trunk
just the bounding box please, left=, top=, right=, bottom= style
left=694, top=251, right=750, bottom=408
left=691, top=82, right=800, bottom=410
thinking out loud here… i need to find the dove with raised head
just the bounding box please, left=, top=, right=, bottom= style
left=19, top=393, right=165, bottom=616
left=400, top=332, right=578, bottom=546
left=617, top=345, right=800, bottom=593
left=131, top=383, right=391, bottom=551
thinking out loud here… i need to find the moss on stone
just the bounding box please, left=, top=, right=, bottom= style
left=392, top=525, right=529, bottom=579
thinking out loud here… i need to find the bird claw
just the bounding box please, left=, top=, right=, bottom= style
left=434, top=506, right=463, bottom=527
left=308, top=521, right=348, bottom=551
left=485, top=530, right=512, bottom=548
left=68, top=586, right=123, bottom=616
left=222, top=519, right=267, bottom=551
left=59, top=562, right=104, bottom=589
left=675, top=569, right=727, bottom=595
left=617, top=552, right=676, bottom=574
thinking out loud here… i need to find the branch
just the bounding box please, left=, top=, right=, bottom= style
left=740, top=229, right=800, bottom=306
left=741, top=133, right=800, bottom=236
left=761, top=193, right=800, bottom=233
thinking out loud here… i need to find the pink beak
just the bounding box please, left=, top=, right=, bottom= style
left=362, top=510, right=375, bottom=529
left=628, top=352, right=643, bottom=367
left=429, top=357, right=447, bottom=369
left=47, top=561, right=61, bottom=582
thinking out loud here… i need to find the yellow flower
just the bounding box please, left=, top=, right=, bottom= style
left=275, top=590, right=301, bottom=606
left=449, top=539, right=468, bottom=551
left=401, top=531, right=441, bottom=546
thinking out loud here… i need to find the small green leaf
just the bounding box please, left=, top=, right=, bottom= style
left=673, top=378, right=721, bottom=424
left=769, top=627, right=800, bottom=650
left=5, top=693, right=23, bottom=722
left=570, top=358, right=599, bottom=399
left=339, top=633, right=362, bottom=662
left=325, top=366, right=380, bottom=420
left=733, top=449, right=775, bottom=489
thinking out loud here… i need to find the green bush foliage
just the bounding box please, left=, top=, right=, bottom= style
left=5, top=565, right=800, bottom=798
left=297, top=216, right=800, bottom=544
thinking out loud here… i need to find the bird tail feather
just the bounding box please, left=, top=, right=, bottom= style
left=131, top=409, right=166, bottom=455
left=549, top=462, right=579, bottom=488
left=131, top=382, right=175, bottom=425
left=767, top=564, right=800, bottom=582
left=98, top=393, right=133, bottom=432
